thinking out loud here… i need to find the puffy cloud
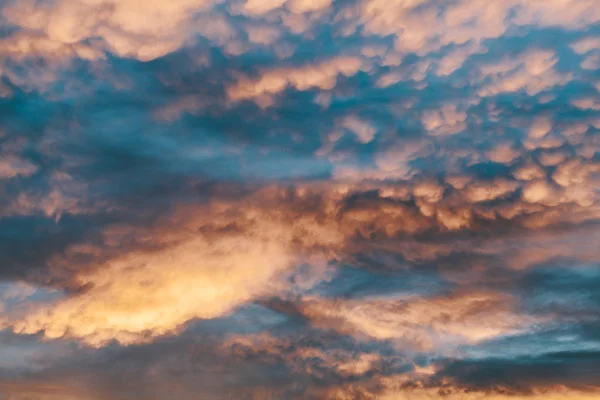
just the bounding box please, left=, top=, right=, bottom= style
left=350, top=0, right=600, bottom=63
left=571, top=36, right=600, bottom=54
left=241, top=0, right=287, bottom=15
left=437, top=45, right=486, bottom=76
left=479, top=50, right=571, bottom=96
left=487, top=143, right=520, bottom=164
left=513, top=163, right=546, bottom=181
left=241, top=0, right=331, bottom=15
left=2, top=0, right=214, bottom=61
left=245, top=24, right=282, bottom=45
left=581, top=52, right=600, bottom=70
left=422, top=105, right=467, bottom=136
left=463, top=179, right=519, bottom=203
left=522, top=180, right=556, bottom=205
left=553, top=159, right=600, bottom=188
left=413, top=181, right=445, bottom=204
left=1, top=0, right=600, bottom=397
left=340, top=115, right=377, bottom=144
left=529, top=116, right=553, bottom=139
left=227, top=56, right=367, bottom=105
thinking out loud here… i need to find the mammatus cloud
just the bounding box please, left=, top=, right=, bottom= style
left=477, top=50, right=572, bottom=97
left=227, top=56, right=368, bottom=107
left=0, top=0, right=600, bottom=398
left=2, top=0, right=213, bottom=61
left=2, top=173, right=599, bottom=343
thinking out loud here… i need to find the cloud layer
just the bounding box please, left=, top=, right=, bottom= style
left=0, top=0, right=599, bottom=398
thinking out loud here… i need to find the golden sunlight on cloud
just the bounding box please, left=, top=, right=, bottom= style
left=2, top=169, right=599, bottom=347
left=372, top=387, right=600, bottom=400
left=5, top=204, right=342, bottom=346
left=299, top=292, right=538, bottom=351
left=1, top=0, right=600, bottom=397
left=11, top=228, right=291, bottom=346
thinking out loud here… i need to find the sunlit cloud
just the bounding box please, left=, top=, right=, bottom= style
left=0, top=0, right=599, bottom=398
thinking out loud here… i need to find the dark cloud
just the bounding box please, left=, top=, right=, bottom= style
left=440, top=351, right=600, bottom=392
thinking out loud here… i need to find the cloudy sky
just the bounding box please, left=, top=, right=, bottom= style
left=0, top=0, right=599, bottom=399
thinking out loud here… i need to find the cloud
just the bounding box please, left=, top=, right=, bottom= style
left=340, top=115, right=377, bottom=144
left=0, top=172, right=88, bottom=220
left=422, top=104, right=467, bottom=136
left=2, top=0, right=214, bottom=61
left=0, top=155, right=37, bottom=179
left=571, top=36, right=600, bottom=54
left=0, top=0, right=599, bottom=397
left=299, top=291, right=540, bottom=351
left=227, top=56, right=367, bottom=106
left=374, top=387, right=600, bottom=400
left=240, top=0, right=331, bottom=15
left=478, top=50, right=571, bottom=97
left=4, top=200, right=342, bottom=346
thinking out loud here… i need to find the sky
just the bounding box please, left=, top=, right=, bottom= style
left=0, top=0, right=599, bottom=399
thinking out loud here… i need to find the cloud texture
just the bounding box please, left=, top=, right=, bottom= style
left=0, top=0, right=599, bottom=398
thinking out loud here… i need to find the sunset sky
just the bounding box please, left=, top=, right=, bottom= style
left=0, top=0, right=600, bottom=399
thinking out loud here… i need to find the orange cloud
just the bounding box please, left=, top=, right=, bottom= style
left=2, top=160, right=599, bottom=346
left=299, top=291, right=539, bottom=351
left=5, top=199, right=342, bottom=346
